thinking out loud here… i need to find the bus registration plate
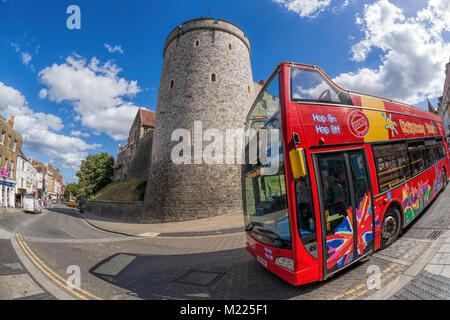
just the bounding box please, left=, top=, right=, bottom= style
left=257, top=255, right=267, bottom=268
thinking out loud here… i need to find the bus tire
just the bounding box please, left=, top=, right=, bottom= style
left=380, top=207, right=401, bottom=249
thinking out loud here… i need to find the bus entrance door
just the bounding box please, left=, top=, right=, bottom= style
left=314, top=149, right=375, bottom=277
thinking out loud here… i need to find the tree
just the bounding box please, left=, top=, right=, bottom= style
left=64, top=183, right=79, bottom=199
left=76, top=152, right=115, bottom=199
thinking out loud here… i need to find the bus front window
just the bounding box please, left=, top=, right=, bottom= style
left=291, top=67, right=353, bottom=105
left=243, top=71, right=291, bottom=249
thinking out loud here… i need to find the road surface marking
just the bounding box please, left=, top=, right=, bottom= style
left=331, top=263, right=397, bottom=300
left=139, top=232, right=160, bottom=237
left=16, top=235, right=103, bottom=300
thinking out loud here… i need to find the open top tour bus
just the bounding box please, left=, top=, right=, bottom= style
left=243, top=62, right=450, bottom=285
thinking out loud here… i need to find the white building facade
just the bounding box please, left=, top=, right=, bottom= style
left=15, top=155, right=38, bottom=207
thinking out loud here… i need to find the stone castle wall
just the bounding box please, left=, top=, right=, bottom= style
left=144, top=18, right=259, bottom=222
left=126, top=133, right=153, bottom=181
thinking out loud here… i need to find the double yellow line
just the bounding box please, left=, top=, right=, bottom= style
left=16, top=235, right=103, bottom=300
left=330, top=263, right=397, bottom=300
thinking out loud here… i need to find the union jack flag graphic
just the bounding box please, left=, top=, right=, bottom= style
left=326, top=210, right=354, bottom=269
left=326, top=193, right=373, bottom=269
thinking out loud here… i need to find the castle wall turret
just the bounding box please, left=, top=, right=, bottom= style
left=144, top=18, right=257, bottom=221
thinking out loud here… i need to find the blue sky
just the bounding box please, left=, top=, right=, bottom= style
left=0, top=0, right=449, bottom=183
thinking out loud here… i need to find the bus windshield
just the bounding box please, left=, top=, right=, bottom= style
left=291, top=67, right=353, bottom=105
left=243, top=71, right=291, bottom=249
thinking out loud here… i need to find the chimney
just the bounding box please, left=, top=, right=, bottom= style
left=7, top=116, right=15, bottom=128
left=258, top=80, right=265, bottom=86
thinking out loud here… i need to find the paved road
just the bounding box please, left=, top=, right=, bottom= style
left=0, top=187, right=449, bottom=300
left=0, top=206, right=127, bottom=241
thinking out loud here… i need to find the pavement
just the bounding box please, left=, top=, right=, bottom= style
left=77, top=186, right=450, bottom=300
left=0, top=185, right=449, bottom=300
left=79, top=210, right=245, bottom=237
left=0, top=234, right=55, bottom=300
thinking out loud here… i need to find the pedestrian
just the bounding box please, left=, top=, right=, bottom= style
left=79, top=198, right=86, bottom=214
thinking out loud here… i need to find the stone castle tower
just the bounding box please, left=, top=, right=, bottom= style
left=144, top=18, right=260, bottom=222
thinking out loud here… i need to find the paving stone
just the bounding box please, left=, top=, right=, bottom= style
left=438, top=244, right=450, bottom=253
left=424, top=264, right=444, bottom=275
left=430, top=253, right=442, bottom=264
left=0, top=228, right=11, bottom=239
left=438, top=253, right=450, bottom=264
left=440, top=266, right=450, bottom=279
left=394, top=271, right=450, bottom=299
left=0, top=274, right=44, bottom=299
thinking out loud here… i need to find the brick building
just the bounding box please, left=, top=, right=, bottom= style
left=0, top=116, right=22, bottom=207
left=46, top=164, right=63, bottom=200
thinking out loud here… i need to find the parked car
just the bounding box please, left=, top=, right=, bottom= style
left=23, top=195, right=42, bottom=214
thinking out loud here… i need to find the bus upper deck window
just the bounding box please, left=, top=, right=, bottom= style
left=291, top=68, right=352, bottom=105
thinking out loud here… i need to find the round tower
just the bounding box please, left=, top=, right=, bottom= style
left=144, top=18, right=256, bottom=222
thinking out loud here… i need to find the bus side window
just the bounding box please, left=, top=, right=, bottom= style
left=295, top=176, right=317, bottom=259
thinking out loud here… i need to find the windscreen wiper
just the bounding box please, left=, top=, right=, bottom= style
left=245, top=221, right=263, bottom=231
left=255, top=228, right=290, bottom=248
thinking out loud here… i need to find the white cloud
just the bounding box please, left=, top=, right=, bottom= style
left=104, top=43, right=124, bottom=54
left=10, top=42, right=20, bottom=52
left=38, top=88, right=48, bottom=99
left=21, top=52, right=32, bottom=65
left=38, top=55, right=141, bottom=140
left=0, top=81, right=100, bottom=170
left=273, top=0, right=332, bottom=18
left=71, top=130, right=90, bottom=137
left=334, top=0, right=450, bottom=105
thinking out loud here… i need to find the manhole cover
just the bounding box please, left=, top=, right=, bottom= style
left=175, top=270, right=221, bottom=286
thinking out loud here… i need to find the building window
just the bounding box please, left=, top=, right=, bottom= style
left=170, top=80, right=174, bottom=89
left=194, top=40, right=200, bottom=47
left=0, top=132, right=4, bottom=145
left=228, top=43, right=233, bottom=50
left=13, top=140, right=17, bottom=152
left=248, top=85, right=251, bottom=95
left=210, top=73, right=217, bottom=82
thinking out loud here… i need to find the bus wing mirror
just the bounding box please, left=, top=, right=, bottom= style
left=289, top=148, right=306, bottom=179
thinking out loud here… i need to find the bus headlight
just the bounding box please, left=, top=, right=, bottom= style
left=275, top=257, right=294, bottom=271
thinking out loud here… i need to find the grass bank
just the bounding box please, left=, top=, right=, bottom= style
left=92, top=180, right=147, bottom=201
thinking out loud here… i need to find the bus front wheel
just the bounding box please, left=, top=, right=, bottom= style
left=381, top=207, right=401, bottom=249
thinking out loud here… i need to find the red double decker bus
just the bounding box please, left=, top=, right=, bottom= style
left=243, top=62, right=450, bottom=285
